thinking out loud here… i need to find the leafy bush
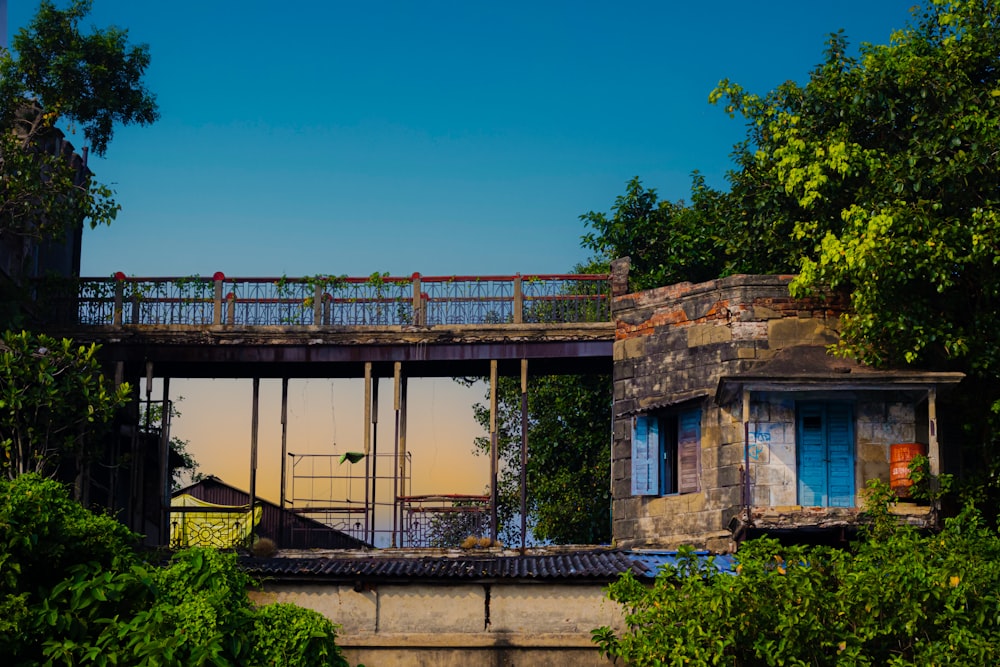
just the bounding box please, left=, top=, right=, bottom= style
left=1, top=474, right=351, bottom=666
left=594, top=489, right=1000, bottom=665
left=250, top=603, right=349, bottom=667
left=0, top=474, right=139, bottom=661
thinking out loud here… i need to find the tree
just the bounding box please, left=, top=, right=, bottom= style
left=578, top=0, right=1000, bottom=514
left=466, top=372, right=611, bottom=545
left=0, top=330, right=130, bottom=485
left=580, top=174, right=728, bottom=291
left=0, top=0, right=158, bottom=242
left=708, top=0, right=1000, bottom=502
left=712, top=0, right=1000, bottom=361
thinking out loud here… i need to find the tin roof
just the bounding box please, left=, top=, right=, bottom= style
left=628, top=550, right=736, bottom=575
left=239, top=548, right=658, bottom=583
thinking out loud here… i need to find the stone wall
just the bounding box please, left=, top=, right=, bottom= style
left=611, top=274, right=847, bottom=551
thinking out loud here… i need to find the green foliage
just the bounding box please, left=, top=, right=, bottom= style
left=704, top=0, right=1000, bottom=515
left=1, top=475, right=350, bottom=666
left=0, top=330, right=131, bottom=481
left=0, top=474, right=139, bottom=663
left=712, top=0, right=1000, bottom=373
left=580, top=175, right=728, bottom=291
left=596, top=504, right=1000, bottom=665
left=465, top=372, right=611, bottom=545
left=2, top=0, right=158, bottom=156
left=907, top=453, right=955, bottom=505
left=250, top=602, right=349, bottom=667
left=0, top=0, right=157, bottom=243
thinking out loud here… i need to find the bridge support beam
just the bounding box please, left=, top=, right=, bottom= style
left=363, top=363, right=372, bottom=542
left=520, top=358, right=528, bottom=552
left=490, top=360, right=498, bottom=543
left=158, top=376, right=171, bottom=547
left=279, top=378, right=289, bottom=545
left=391, top=362, right=408, bottom=547
left=249, top=377, right=260, bottom=546
left=369, top=370, right=380, bottom=547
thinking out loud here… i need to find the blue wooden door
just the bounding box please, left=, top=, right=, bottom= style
left=797, top=403, right=854, bottom=507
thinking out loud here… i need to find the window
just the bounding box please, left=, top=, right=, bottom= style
left=631, top=409, right=701, bottom=496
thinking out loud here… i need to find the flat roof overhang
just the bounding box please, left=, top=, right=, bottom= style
left=716, top=346, right=965, bottom=404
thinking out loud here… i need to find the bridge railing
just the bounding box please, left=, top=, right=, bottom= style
left=56, top=272, right=610, bottom=327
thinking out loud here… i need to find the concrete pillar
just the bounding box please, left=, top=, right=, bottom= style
left=610, top=257, right=631, bottom=297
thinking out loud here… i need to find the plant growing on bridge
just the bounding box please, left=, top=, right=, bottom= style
left=0, top=331, right=130, bottom=488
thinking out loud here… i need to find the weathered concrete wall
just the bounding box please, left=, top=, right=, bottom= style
left=251, top=581, right=624, bottom=667
left=612, top=275, right=846, bottom=551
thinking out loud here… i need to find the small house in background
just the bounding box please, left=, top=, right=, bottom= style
left=610, top=263, right=964, bottom=552
left=173, top=476, right=369, bottom=550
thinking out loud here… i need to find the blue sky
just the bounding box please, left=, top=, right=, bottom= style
left=8, top=1, right=919, bottom=280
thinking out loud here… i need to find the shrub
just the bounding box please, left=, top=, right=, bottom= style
left=1, top=474, right=352, bottom=666
left=250, top=603, right=349, bottom=667
left=594, top=497, right=1000, bottom=665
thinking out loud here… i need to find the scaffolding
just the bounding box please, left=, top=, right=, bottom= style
left=287, top=451, right=411, bottom=548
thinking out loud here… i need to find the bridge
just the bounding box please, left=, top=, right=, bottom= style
left=36, top=270, right=618, bottom=549
left=41, top=271, right=615, bottom=378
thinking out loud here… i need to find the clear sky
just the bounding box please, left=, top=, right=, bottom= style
left=9, top=1, right=921, bottom=541
left=9, top=0, right=918, bottom=279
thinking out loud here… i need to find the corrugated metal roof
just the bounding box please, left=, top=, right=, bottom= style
left=628, top=550, right=736, bottom=575
left=240, top=549, right=652, bottom=582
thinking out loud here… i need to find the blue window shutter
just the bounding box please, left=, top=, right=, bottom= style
left=677, top=409, right=701, bottom=494
left=826, top=405, right=855, bottom=507
left=797, top=403, right=855, bottom=508
left=797, top=405, right=827, bottom=506
left=631, top=415, right=660, bottom=495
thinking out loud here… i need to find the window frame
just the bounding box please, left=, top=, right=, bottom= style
left=631, top=407, right=701, bottom=496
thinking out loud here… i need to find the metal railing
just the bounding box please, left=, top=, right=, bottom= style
left=47, top=272, right=610, bottom=328
left=401, top=494, right=491, bottom=548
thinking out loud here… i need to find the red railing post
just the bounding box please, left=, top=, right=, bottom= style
left=212, top=272, right=225, bottom=325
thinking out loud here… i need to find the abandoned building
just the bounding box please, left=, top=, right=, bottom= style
left=609, top=261, right=964, bottom=552
left=26, top=260, right=968, bottom=664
